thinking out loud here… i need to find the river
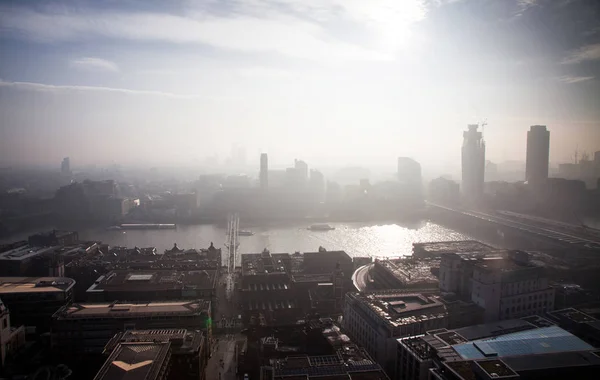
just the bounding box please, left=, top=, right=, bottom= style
left=66, top=221, right=469, bottom=258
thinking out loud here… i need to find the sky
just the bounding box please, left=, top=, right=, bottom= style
left=1, top=0, right=599, bottom=173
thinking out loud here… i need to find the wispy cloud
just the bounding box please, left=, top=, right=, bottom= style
left=0, top=80, right=197, bottom=98
left=557, top=75, right=594, bottom=84
left=70, top=57, right=119, bottom=72
left=561, top=43, right=600, bottom=64
left=0, top=1, right=426, bottom=62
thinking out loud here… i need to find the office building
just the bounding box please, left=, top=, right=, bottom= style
left=28, top=230, right=79, bottom=247
left=295, top=159, right=309, bottom=182
left=0, top=245, right=63, bottom=277
left=343, top=291, right=448, bottom=377
left=100, top=329, right=207, bottom=380
left=397, top=157, right=422, bottom=184
left=461, top=124, right=485, bottom=201
left=260, top=153, right=269, bottom=190
left=93, top=341, right=171, bottom=380
left=264, top=344, right=389, bottom=380
left=526, top=125, right=550, bottom=186
left=52, top=300, right=211, bottom=355
left=61, top=157, right=70, bottom=175
left=396, top=317, right=600, bottom=380
left=0, top=277, right=75, bottom=335
left=309, top=169, right=326, bottom=202
left=86, top=269, right=218, bottom=304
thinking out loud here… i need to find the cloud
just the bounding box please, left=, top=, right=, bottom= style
left=0, top=79, right=197, bottom=98
left=0, top=1, right=426, bottom=62
left=562, top=43, right=600, bottom=64
left=557, top=75, right=594, bottom=84
left=70, top=57, right=119, bottom=72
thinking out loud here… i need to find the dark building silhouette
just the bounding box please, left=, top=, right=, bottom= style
left=526, top=125, right=550, bottom=186
left=461, top=124, right=485, bottom=201
left=260, top=153, right=268, bottom=190
left=61, top=157, right=70, bottom=175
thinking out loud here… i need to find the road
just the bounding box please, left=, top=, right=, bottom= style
left=352, top=263, right=373, bottom=292
left=206, top=334, right=243, bottom=380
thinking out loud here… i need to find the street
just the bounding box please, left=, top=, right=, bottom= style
left=206, top=334, right=244, bottom=380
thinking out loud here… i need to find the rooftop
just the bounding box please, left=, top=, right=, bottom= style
left=242, top=250, right=289, bottom=276
left=350, top=291, right=447, bottom=328
left=93, top=342, right=170, bottom=380
left=104, top=329, right=203, bottom=355
left=413, top=241, right=494, bottom=258
left=54, top=300, right=210, bottom=320
left=271, top=345, right=387, bottom=379
left=0, top=245, right=56, bottom=261
left=0, top=277, right=75, bottom=294
left=376, top=258, right=439, bottom=286
left=452, top=325, right=594, bottom=360
left=547, top=308, right=597, bottom=324
left=86, top=269, right=218, bottom=293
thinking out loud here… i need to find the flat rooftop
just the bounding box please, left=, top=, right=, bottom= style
left=105, top=329, right=203, bottom=355
left=452, top=325, right=594, bottom=360
left=93, top=342, right=170, bottom=380
left=376, top=259, right=439, bottom=286
left=242, top=250, right=289, bottom=276
left=351, top=292, right=447, bottom=328
left=0, top=277, right=75, bottom=294
left=54, top=300, right=210, bottom=320
left=413, top=241, right=494, bottom=257
left=86, top=269, right=217, bottom=293
left=547, top=308, right=597, bottom=323
left=0, top=245, right=56, bottom=261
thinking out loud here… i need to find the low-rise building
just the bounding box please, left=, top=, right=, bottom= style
left=101, top=329, right=207, bottom=380
left=0, top=276, right=75, bottom=335
left=373, top=258, right=439, bottom=290
left=86, top=269, right=218, bottom=304
left=51, top=300, right=211, bottom=355
left=396, top=317, right=600, bottom=380
left=0, top=298, right=26, bottom=368
left=343, top=291, right=448, bottom=377
left=412, top=241, right=494, bottom=260
left=93, top=341, right=171, bottom=380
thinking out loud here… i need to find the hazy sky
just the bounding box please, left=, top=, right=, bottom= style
left=1, top=0, right=599, bottom=172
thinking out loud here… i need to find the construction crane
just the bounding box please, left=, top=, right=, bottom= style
left=480, top=119, right=488, bottom=137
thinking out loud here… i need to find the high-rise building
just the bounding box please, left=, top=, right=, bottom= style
left=260, top=153, right=268, bottom=190
left=61, top=157, right=70, bottom=175
left=461, top=124, right=485, bottom=200
left=294, top=159, right=309, bottom=182
left=309, top=169, right=325, bottom=202
left=397, top=157, right=421, bottom=184
left=526, top=125, right=550, bottom=186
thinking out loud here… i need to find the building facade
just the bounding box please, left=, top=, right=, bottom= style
left=526, top=125, right=550, bottom=187
left=260, top=153, right=269, bottom=190
left=461, top=124, right=485, bottom=201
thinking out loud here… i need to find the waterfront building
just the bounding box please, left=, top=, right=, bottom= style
left=260, top=153, right=268, bottom=190
left=526, top=125, right=550, bottom=187
left=343, top=291, right=448, bottom=377
left=461, top=124, right=485, bottom=201
left=396, top=317, right=599, bottom=380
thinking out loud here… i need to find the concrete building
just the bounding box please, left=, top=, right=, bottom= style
left=265, top=344, right=389, bottom=380
left=0, top=245, right=64, bottom=277
left=397, top=157, right=422, bottom=184
left=470, top=251, right=555, bottom=321
left=396, top=317, right=600, bottom=380
left=526, top=125, right=550, bottom=187
left=61, top=157, right=70, bottom=175
left=0, top=277, right=75, bottom=335
left=52, top=300, right=211, bottom=355
left=428, top=177, right=460, bottom=205
left=295, top=159, right=309, bottom=183
left=86, top=269, right=218, bottom=305
left=260, top=153, right=269, bottom=190
left=100, top=329, right=207, bottom=380
left=93, top=341, right=171, bottom=380
left=461, top=124, right=486, bottom=201
left=343, top=291, right=448, bottom=377
left=372, top=259, right=439, bottom=290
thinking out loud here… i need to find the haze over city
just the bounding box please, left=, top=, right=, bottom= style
left=1, top=0, right=600, bottom=172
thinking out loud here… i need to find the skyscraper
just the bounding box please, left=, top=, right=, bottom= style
left=260, top=153, right=268, bottom=190
left=397, top=157, right=422, bottom=184
left=294, top=159, right=309, bottom=182
left=61, top=157, right=70, bottom=175
left=526, top=125, right=550, bottom=186
left=461, top=124, right=485, bottom=200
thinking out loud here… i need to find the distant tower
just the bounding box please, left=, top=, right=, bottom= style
left=294, top=159, right=309, bottom=182
left=260, top=153, right=268, bottom=190
left=461, top=124, right=486, bottom=201
left=61, top=157, right=71, bottom=175
left=526, top=125, right=550, bottom=186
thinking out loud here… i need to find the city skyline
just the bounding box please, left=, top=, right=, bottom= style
left=1, top=1, right=599, bottom=169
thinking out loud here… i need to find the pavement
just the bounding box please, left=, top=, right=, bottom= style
left=206, top=334, right=244, bottom=380
left=352, top=263, right=373, bottom=292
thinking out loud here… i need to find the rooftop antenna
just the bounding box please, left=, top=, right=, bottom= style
left=574, top=145, right=579, bottom=164
left=480, top=119, right=488, bottom=138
